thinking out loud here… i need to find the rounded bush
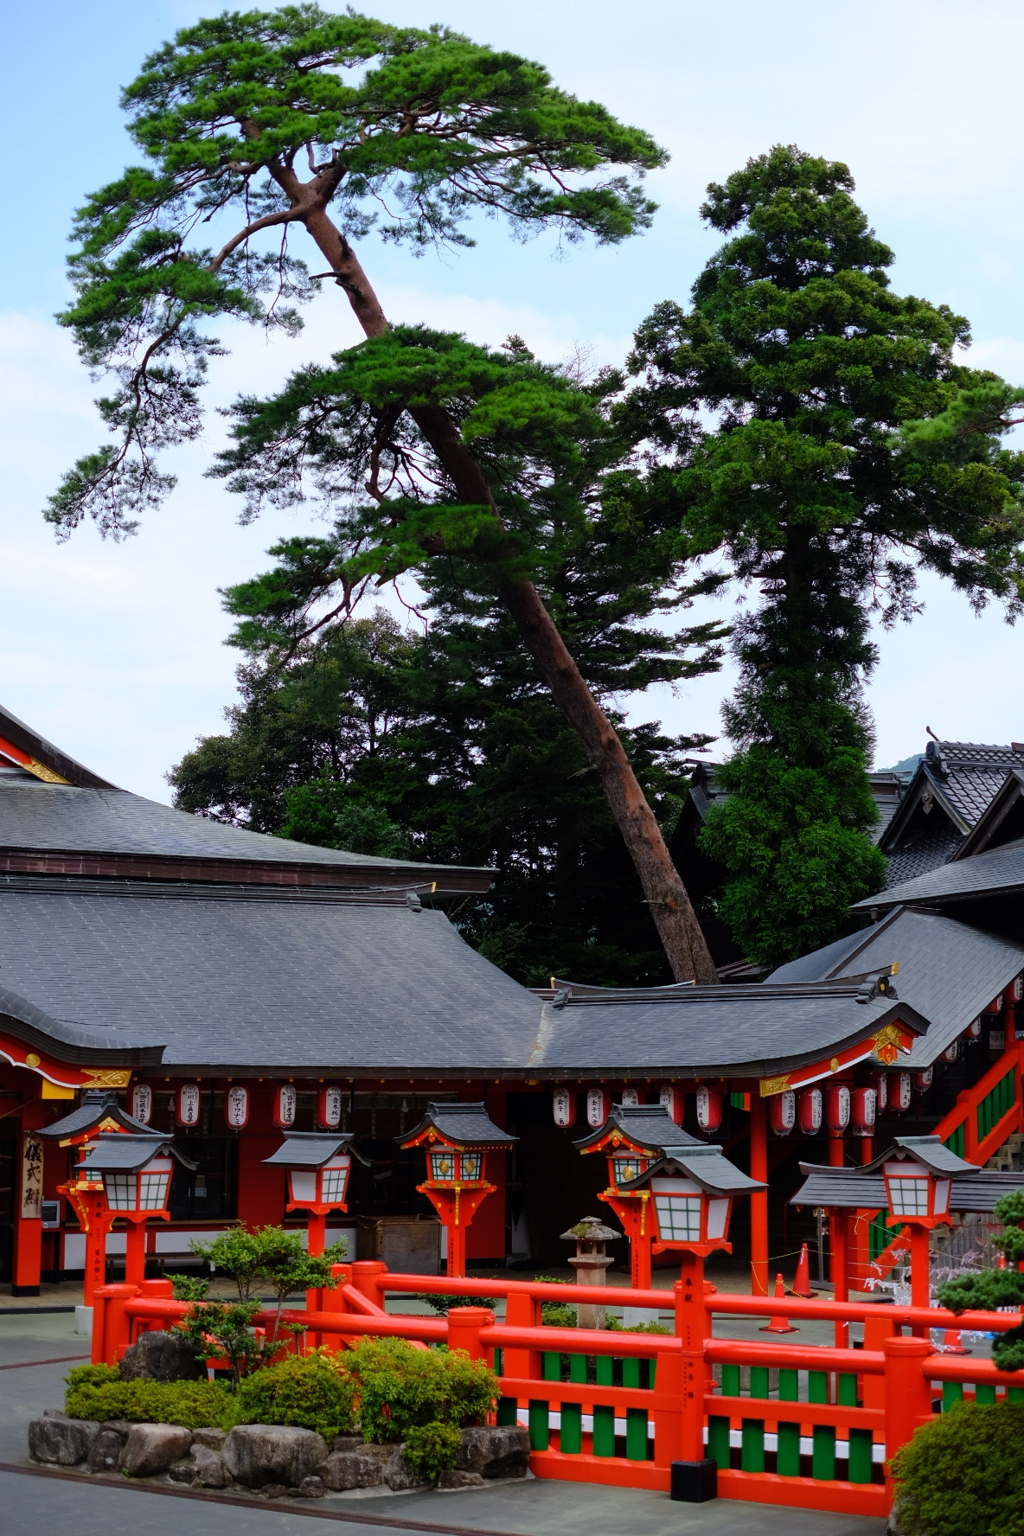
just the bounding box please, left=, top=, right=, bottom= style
left=403, top=1422, right=461, bottom=1482
left=346, top=1337, right=497, bottom=1443
left=233, top=1352, right=354, bottom=1441
left=889, top=1400, right=1024, bottom=1536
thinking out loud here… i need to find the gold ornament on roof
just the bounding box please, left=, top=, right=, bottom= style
left=759, top=1075, right=791, bottom=1097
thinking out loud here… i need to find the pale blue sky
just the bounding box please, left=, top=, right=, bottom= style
left=2, top=0, right=1022, bottom=798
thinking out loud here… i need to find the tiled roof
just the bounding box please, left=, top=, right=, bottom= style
left=792, top=1164, right=1023, bottom=1213
left=398, top=1102, right=517, bottom=1147
left=854, top=837, right=1024, bottom=911
left=883, top=824, right=965, bottom=887
left=574, top=1105, right=703, bottom=1153
left=766, top=906, right=1024, bottom=1068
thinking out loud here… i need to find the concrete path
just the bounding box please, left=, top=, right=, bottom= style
left=0, top=1311, right=887, bottom=1536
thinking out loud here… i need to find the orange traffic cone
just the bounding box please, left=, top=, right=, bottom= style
left=998, top=1255, right=1008, bottom=1269
left=760, top=1272, right=798, bottom=1333
left=791, top=1242, right=815, bottom=1298
left=940, top=1329, right=970, bottom=1355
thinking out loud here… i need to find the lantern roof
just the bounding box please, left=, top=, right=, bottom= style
left=864, top=1134, right=979, bottom=1178
left=560, top=1216, right=621, bottom=1243
left=75, top=1131, right=196, bottom=1174
left=574, top=1104, right=705, bottom=1155
left=396, top=1101, right=516, bottom=1150
left=263, top=1131, right=368, bottom=1169
left=790, top=1163, right=1020, bottom=1213
left=36, top=1088, right=155, bottom=1143
left=616, top=1143, right=766, bottom=1198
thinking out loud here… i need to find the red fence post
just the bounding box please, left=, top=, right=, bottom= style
left=350, top=1260, right=388, bottom=1312
left=95, top=1283, right=139, bottom=1366
left=670, top=1256, right=717, bottom=1502
left=447, top=1306, right=496, bottom=1365
left=882, top=1335, right=934, bottom=1512
left=502, top=1290, right=541, bottom=1384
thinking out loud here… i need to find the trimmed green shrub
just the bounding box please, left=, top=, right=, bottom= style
left=402, top=1422, right=461, bottom=1482
left=233, top=1352, right=354, bottom=1440
left=418, top=1294, right=498, bottom=1317
left=65, top=1374, right=234, bottom=1429
left=532, top=1276, right=577, bottom=1327
left=889, top=1400, right=1024, bottom=1536
left=346, top=1337, right=497, bottom=1442
left=606, top=1317, right=670, bottom=1335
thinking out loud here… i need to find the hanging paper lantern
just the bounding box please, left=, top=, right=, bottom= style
left=967, top=1017, right=982, bottom=1039
left=912, top=1067, right=934, bottom=1091
left=225, top=1084, right=249, bottom=1130
left=825, top=1083, right=850, bottom=1134
left=851, top=1087, right=877, bottom=1137
left=890, top=1072, right=912, bottom=1113
left=943, top=1042, right=960, bottom=1063
left=273, top=1084, right=297, bottom=1129
left=659, top=1085, right=684, bottom=1126
left=768, top=1090, right=796, bottom=1137
left=1012, top=975, right=1024, bottom=1002
left=318, top=1085, right=343, bottom=1130
left=985, top=996, right=1002, bottom=1013
left=874, top=1073, right=888, bottom=1113
left=552, top=1088, right=576, bottom=1128
left=620, top=1086, right=640, bottom=1108
left=176, top=1083, right=201, bottom=1128
left=586, top=1086, right=611, bottom=1129
left=130, top=1083, right=152, bottom=1125
left=798, top=1086, right=823, bottom=1134
left=695, top=1085, right=723, bottom=1134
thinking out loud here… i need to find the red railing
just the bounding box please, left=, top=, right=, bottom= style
left=90, top=1262, right=1024, bottom=1519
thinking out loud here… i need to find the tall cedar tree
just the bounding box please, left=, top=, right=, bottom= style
left=48, top=6, right=719, bottom=981
left=173, top=340, right=724, bottom=985
left=626, top=147, right=1024, bottom=969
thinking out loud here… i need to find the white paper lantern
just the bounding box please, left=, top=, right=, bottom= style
left=225, top=1085, right=249, bottom=1129
left=131, top=1084, right=152, bottom=1125
left=176, top=1083, right=201, bottom=1127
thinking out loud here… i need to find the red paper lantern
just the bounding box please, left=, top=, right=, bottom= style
left=695, top=1085, right=723, bottom=1134
left=659, top=1085, right=684, bottom=1126
left=943, top=1042, right=960, bottom=1063
left=176, top=1083, right=201, bottom=1128
left=967, top=1017, right=982, bottom=1039
left=225, top=1085, right=249, bottom=1130
left=273, top=1084, right=297, bottom=1129
left=851, top=1086, right=877, bottom=1137
left=586, top=1086, right=611, bottom=1129
left=889, top=1072, right=912, bottom=1113
left=318, top=1086, right=343, bottom=1130
left=798, top=1086, right=823, bottom=1134
left=825, top=1083, right=850, bottom=1134
left=552, top=1088, right=576, bottom=1128
left=912, top=1068, right=933, bottom=1091
left=874, top=1073, right=888, bottom=1113
left=768, top=1090, right=795, bottom=1137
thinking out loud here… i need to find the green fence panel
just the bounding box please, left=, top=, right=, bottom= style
left=741, top=1418, right=765, bottom=1473
left=944, top=1124, right=965, bottom=1158
left=622, top=1357, right=640, bottom=1389
left=559, top=1401, right=582, bottom=1455
left=592, top=1403, right=616, bottom=1457
left=528, top=1399, right=550, bottom=1451
left=626, top=1408, right=648, bottom=1461
left=721, top=1363, right=742, bottom=1398
left=837, top=1373, right=858, bottom=1407
left=812, top=1425, right=836, bottom=1481
left=496, top=1397, right=518, bottom=1426
left=1009, top=1387, right=1024, bottom=1402
left=543, top=1352, right=561, bottom=1382
left=596, top=1356, right=615, bottom=1388
left=749, top=1365, right=770, bottom=1399
left=808, top=1370, right=829, bottom=1405
left=848, top=1427, right=873, bottom=1485
left=975, top=1383, right=997, bottom=1406
left=568, top=1353, right=588, bottom=1385
left=942, top=1381, right=963, bottom=1412
left=776, top=1422, right=801, bottom=1477
left=707, top=1416, right=730, bottom=1469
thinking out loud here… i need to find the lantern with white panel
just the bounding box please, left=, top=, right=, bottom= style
left=552, top=1088, right=576, bottom=1129
left=318, top=1086, right=344, bottom=1131
left=74, top=1132, right=195, bottom=1287
left=176, top=1082, right=202, bottom=1128
left=396, top=1103, right=516, bottom=1277
left=225, top=1085, right=249, bottom=1130
left=768, top=1091, right=795, bottom=1137
left=273, top=1084, right=297, bottom=1129
left=874, top=1135, right=980, bottom=1308
left=586, top=1086, right=611, bottom=1129
left=616, top=1142, right=765, bottom=1269
left=659, top=1085, right=684, bottom=1126
left=889, top=1072, right=912, bottom=1114
left=130, top=1084, right=153, bottom=1126
left=263, top=1131, right=367, bottom=1255
left=695, top=1085, right=723, bottom=1134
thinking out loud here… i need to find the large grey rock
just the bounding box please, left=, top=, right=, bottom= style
left=87, top=1429, right=126, bottom=1474
left=383, top=1444, right=430, bottom=1491
left=330, top=1434, right=362, bottom=1454
left=118, top=1330, right=205, bottom=1383
left=222, top=1425, right=329, bottom=1488
left=29, top=1416, right=100, bottom=1465
left=457, top=1425, right=530, bottom=1479
left=121, top=1423, right=192, bottom=1477
left=168, top=1445, right=233, bottom=1488
left=437, top=1468, right=485, bottom=1489
left=295, top=1476, right=326, bottom=1498
left=192, top=1426, right=227, bottom=1451
left=321, top=1444, right=388, bottom=1491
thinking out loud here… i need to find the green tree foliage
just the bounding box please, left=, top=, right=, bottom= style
left=888, top=1400, right=1024, bottom=1536
left=233, top=1351, right=355, bottom=1438
left=401, top=1421, right=462, bottom=1481
left=627, top=146, right=1024, bottom=968
left=345, top=1336, right=496, bottom=1442
left=936, top=1189, right=1024, bottom=1372
left=48, top=5, right=720, bottom=984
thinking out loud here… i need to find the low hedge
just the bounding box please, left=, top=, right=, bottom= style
left=232, top=1351, right=354, bottom=1441
left=65, top=1364, right=234, bottom=1429
left=402, top=1422, right=461, bottom=1481
left=889, top=1399, right=1024, bottom=1536
left=346, top=1338, right=497, bottom=1443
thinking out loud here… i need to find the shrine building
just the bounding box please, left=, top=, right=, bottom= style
left=1, top=703, right=1022, bottom=1297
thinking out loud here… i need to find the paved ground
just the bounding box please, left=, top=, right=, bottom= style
left=0, top=1311, right=888, bottom=1536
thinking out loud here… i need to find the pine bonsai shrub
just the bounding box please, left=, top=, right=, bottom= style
left=888, top=1400, right=1024, bottom=1536
left=936, top=1190, right=1024, bottom=1371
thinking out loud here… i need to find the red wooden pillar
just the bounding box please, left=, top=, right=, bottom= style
left=858, top=1137, right=873, bottom=1165
left=882, top=1336, right=934, bottom=1514
left=675, top=1258, right=708, bottom=1462
left=827, top=1132, right=845, bottom=1167
left=748, top=1093, right=769, bottom=1295
left=13, top=1103, right=48, bottom=1296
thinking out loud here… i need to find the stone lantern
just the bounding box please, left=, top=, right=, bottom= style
left=560, top=1215, right=620, bottom=1328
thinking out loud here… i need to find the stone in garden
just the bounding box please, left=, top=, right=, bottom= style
left=256, top=1482, right=290, bottom=1499
left=86, top=1428, right=125, bottom=1474
left=191, top=1426, right=228, bottom=1450
left=437, top=1469, right=485, bottom=1489
left=29, top=1415, right=100, bottom=1465
left=295, top=1476, right=326, bottom=1498
left=120, top=1422, right=193, bottom=1477
left=330, top=1434, right=362, bottom=1454
left=321, top=1447, right=387, bottom=1490
left=456, top=1425, right=530, bottom=1479
left=168, top=1445, right=233, bottom=1488
left=383, top=1444, right=430, bottom=1491
left=221, top=1424, right=329, bottom=1488
left=118, top=1330, right=205, bottom=1382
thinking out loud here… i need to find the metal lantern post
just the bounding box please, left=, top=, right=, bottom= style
left=396, top=1103, right=516, bottom=1277
left=74, top=1132, right=194, bottom=1287
left=263, top=1132, right=367, bottom=1255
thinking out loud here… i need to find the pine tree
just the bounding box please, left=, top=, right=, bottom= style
left=627, top=145, right=1024, bottom=967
